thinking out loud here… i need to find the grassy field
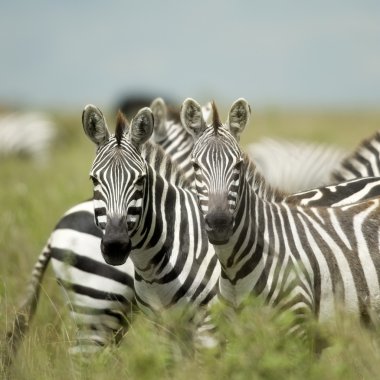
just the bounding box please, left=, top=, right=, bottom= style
left=1, top=107, right=380, bottom=379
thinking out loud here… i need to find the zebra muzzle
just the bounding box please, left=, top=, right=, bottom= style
left=204, top=210, right=234, bottom=245
left=101, top=216, right=132, bottom=265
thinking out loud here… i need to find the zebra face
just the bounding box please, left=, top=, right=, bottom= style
left=90, top=141, right=147, bottom=265
left=191, top=132, right=243, bottom=244
left=83, top=104, right=154, bottom=266
left=181, top=98, right=251, bottom=245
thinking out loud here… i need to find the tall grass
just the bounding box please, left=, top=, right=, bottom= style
left=1, top=108, right=380, bottom=379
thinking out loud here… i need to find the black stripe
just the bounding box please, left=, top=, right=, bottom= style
left=55, top=210, right=102, bottom=237
left=51, top=248, right=134, bottom=288
left=57, top=278, right=130, bottom=304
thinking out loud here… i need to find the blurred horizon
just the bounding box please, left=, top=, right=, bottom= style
left=1, top=0, right=379, bottom=112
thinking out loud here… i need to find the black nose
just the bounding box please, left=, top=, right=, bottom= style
left=101, top=216, right=131, bottom=266
left=101, top=236, right=131, bottom=265
left=204, top=211, right=234, bottom=245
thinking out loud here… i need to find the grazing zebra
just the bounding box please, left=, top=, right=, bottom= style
left=181, top=98, right=380, bottom=330
left=81, top=104, right=220, bottom=317
left=248, top=137, right=346, bottom=193
left=0, top=112, right=56, bottom=161
left=331, top=130, right=380, bottom=182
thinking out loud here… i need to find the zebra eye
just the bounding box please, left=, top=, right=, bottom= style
left=135, top=175, right=146, bottom=186
left=192, top=162, right=200, bottom=171
left=235, top=160, right=243, bottom=170
left=90, top=175, right=100, bottom=186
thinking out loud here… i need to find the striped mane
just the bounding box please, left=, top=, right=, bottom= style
left=211, top=101, right=223, bottom=135
left=115, top=110, right=128, bottom=146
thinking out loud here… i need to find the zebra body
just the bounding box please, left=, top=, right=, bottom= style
left=181, top=98, right=380, bottom=326
left=248, top=137, right=347, bottom=192
left=0, top=112, right=56, bottom=161
left=82, top=105, right=220, bottom=315
left=50, top=200, right=136, bottom=352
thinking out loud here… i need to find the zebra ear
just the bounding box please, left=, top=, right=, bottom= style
left=227, top=98, right=251, bottom=142
left=180, top=98, right=207, bottom=139
left=82, top=104, right=110, bottom=146
left=150, top=97, right=167, bottom=142
left=129, top=107, right=154, bottom=148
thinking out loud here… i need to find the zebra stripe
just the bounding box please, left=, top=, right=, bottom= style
left=248, top=137, right=346, bottom=193
left=183, top=98, right=380, bottom=330
left=331, top=130, right=380, bottom=182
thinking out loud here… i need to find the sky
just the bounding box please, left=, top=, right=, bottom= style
left=0, top=0, right=379, bottom=111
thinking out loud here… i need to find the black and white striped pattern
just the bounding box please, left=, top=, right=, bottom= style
left=182, top=98, right=380, bottom=330
left=83, top=105, right=220, bottom=316
left=5, top=102, right=214, bottom=364
left=248, top=137, right=347, bottom=193
left=150, top=97, right=212, bottom=183
left=4, top=201, right=137, bottom=369
left=331, top=130, right=380, bottom=182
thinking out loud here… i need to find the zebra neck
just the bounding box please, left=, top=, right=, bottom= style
left=129, top=166, right=199, bottom=283
left=216, top=174, right=290, bottom=308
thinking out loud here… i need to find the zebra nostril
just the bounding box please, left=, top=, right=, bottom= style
left=205, top=211, right=233, bottom=232
left=204, top=215, right=213, bottom=231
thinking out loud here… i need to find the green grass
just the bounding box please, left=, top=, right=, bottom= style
left=1, top=108, right=380, bottom=379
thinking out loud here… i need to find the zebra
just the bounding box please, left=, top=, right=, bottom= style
left=248, top=137, right=347, bottom=193
left=3, top=200, right=137, bottom=371
left=5, top=104, right=380, bottom=369
left=81, top=104, right=220, bottom=317
left=3, top=99, right=211, bottom=368
left=331, top=130, right=380, bottom=182
left=0, top=112, right=56, bottom=161
left=181, top=97, right=380, bottom=331
left=150, top=97, right=212, bottom=183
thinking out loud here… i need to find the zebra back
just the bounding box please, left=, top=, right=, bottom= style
left=248, top=137, right=347, bottom=192
left=331, top=130, right=380, bottom=182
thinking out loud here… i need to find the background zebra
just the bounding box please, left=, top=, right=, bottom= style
left=331, top=130, right=380, bottom=182
left=0, top=112, right=56, bottom=162
left=181, top=98, right=380, bottom=334
left=248, top=137, right=347, bottom=193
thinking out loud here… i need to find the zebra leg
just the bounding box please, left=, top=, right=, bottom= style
left=2, top=245, right=51, bottom=373
left=67, top=302, right=138, bottom=356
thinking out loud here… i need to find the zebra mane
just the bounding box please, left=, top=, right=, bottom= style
left=115, top=110, right=129, bottom=146
left=211, top=101, right=222, bottom=135
left=243, top=152, right=287, bottom=202
left=142, top=140, right=193, bottom=188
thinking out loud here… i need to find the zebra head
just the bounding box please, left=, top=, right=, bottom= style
left=181, top=98, right=251, bottom=245
left=82, top=104, right=154, bottom=265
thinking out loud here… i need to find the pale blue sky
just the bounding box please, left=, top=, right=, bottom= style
left=0, top=0, right=379, bottom=110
